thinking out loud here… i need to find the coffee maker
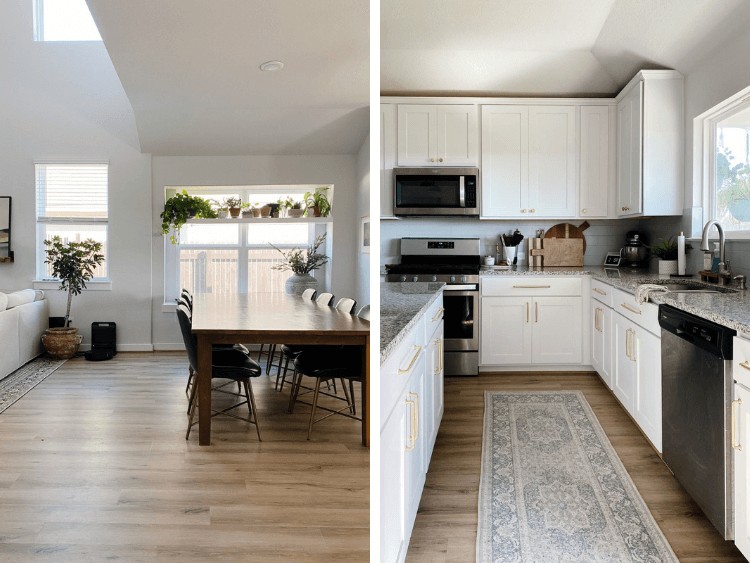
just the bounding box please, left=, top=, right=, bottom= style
left=620, top=231, right=650, bottom=268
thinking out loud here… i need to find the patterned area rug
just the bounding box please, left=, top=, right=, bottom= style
left=477, top=391, right=678, bottom=562
left=0, top=357, right=65, bottom=415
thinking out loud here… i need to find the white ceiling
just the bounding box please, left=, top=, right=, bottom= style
left=87, top=0, right=369, bottom=156
left=381, top=0, right=750, bottom=96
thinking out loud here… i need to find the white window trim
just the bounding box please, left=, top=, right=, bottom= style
left=33, top=0, right=102, bottom=42
left=695, top=85, right=750, bottom=239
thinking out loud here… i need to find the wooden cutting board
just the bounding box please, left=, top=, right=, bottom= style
left=530, top=239, right=584, bottom=267
left=543, top=221, right=589, bottom=253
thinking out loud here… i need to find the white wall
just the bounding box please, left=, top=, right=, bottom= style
left=0, top=1, right=153, bottom=350
left=355, top=134, right=371, bottom=308
left=151, top=155, right=359, bottom=347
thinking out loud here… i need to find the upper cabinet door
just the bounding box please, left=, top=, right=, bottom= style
left=381, top=104, right=397, bottom=219
left=397, top=104, right=478, bottom=166
left=617, top=81, right=644, bottom=216
left=481, top=105, right=529, bottom=218
left=436, top=105, right=478, bottom=166
left=579, top=106, right=611, bottom=218
left=527, top=106, right=577, bottom=218
left=397, top=105, right=437, bottom=166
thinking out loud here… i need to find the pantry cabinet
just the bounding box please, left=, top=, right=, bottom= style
left=381, top=104, right=397, bottom=219
left=397, top=104, right=478, bottom=166
left=481, top=105, right=576, bottom=218
left=616, top=70, right=683, bottom=217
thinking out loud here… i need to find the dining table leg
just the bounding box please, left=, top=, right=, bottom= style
left=362, top=335, right=370, bottom=447
left=197, top=334, right=212, bottom=446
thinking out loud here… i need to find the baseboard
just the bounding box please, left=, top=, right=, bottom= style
left=479, top=365, right=596, bottom=373
left=153, top=343, right=185, bottom=351
left=78, top=344, right=154, bottom=352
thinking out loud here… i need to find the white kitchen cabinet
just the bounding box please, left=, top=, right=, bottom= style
left=616, top=70, right=683, bottom=217
left=425, top=321, right=444, bottom=458
left=482, top=105, right=576, bottom=218
left=591, top=300, right=613, bottom=389
left=380, top=394, right=407, bottom=563
left=480, top=294, right=582, bottom=366
left=734, top=381, right=750, bottom=559
left=613, top=313, right=637, bottom=413
left=381, top=104, right=397, bottom=219
left=397, top=104, right=478, bottom=166
left=579, top=106, right=612, bottom=218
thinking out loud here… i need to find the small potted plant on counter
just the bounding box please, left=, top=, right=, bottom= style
left=650, top=236, right=691, bottom=275
left=161, top=190, right=217, bottom=244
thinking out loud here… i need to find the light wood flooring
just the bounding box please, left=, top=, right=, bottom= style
left=407, top=372, right=746, bottom=563
left=0, top=352, right=368, bottom=562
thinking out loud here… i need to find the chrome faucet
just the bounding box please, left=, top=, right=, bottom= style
left=700, top=220, right=732, bottom=285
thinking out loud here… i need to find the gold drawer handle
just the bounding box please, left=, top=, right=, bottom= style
left=404, top=397, right=415, bottom=451
left=593, top=288, right=607, bottom=296
left=739, top=361, right=750, bottom=372
left=398, top=345, right=422, bottom=375
left=620, top=303, right=642, bottom=315
left=732, top=398, right=742, bottom=451
left=431, top=307, right=445, bottom=322
left=513, top=285, right=551, bottom=289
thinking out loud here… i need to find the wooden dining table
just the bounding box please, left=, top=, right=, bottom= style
left=191, top=292, right=370, bottom=446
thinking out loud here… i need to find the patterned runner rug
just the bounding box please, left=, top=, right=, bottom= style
left=0, top=357, right=65, bottom=415
left=477, top=391, right=677, bottom=562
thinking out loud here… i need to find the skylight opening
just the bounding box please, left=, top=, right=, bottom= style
left=33, top=0, right=102, bottom=42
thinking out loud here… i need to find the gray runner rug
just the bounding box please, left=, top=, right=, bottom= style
left=0, top=357, right=65, bottom=415
left=477, top=391, right=677, bottom=562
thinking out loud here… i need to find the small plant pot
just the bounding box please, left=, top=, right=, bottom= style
left=311, top=205, right=322, bottom=217
left=287, top=208, right=305, bottom=218
left=658, top=260, right=678, bottom=275
left=229, top=207, right=241, bottom=218
left=241, top=210, right=254, bottom=218
left=217, top=210, right=228, bottom=219
left=251, top=208, right=261, bottom=218
left=41, top=327, right=82, bottom=360
left=260, top=206, right=272, bottom=218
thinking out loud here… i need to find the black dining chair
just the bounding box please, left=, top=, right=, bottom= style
left=289, top=305, right=368, bottom=439
left=264, top=288, right=320, bottom=378
left=176, top=304, right=263, bottom=441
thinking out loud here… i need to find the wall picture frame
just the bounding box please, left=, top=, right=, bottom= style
left=361, top=215, right=370, bottom=254
left=0, top=196, right=12, bottom=263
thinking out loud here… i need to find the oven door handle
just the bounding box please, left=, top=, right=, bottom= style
left=442, top=285, right=478, bottom=292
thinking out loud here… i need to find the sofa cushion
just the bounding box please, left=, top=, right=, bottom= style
left=0, top=292, right=7, bottom=312
left=6, top=289, right=37, bottom=309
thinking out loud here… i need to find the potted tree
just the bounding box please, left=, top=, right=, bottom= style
left=40, top=237, right=105, bottom=359
left=160, top=190, right=217, bottom=244
left=304, top=187, right=332, bottom=217
left=269, top=233, right=329, bottom=294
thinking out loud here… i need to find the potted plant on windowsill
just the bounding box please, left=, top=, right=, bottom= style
left=269, top=233, right=329, bottom=295
left=224, top=197, right=242, bottom=218
left=304, top=187, right=331, bottom=217
left=41, top=237, right=105, bottom=359
left=650, top=236, right=692, bottom=275
left=287, top=200, right=305, bottom=218
left=160, top=190, right=217, bottom=244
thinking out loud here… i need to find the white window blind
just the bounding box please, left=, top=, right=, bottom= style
left=36, top=163, right=108, bottom=220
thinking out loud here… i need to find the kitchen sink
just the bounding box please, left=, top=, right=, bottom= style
left=658, top=282, right=737, bottom=294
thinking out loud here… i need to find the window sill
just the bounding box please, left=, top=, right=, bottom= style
left=162, top=302, right=177, bottom=313
left=33, top=280, right=112, bottom=291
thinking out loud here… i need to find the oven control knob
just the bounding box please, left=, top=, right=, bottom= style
left=400, top=275, right=407, bottom=282
left=431, top=275, right=437, bottom=282
left=461, top=275, right=467, bottom=283
left=450, top=275, right=456, bottom=283
left=412, top=276, right=419, bottom=282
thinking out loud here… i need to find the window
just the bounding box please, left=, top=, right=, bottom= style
left=164, top=186, right=329, bottom=303
left=701, top=90, right=750, bottom=235
left=36, top=162, right=108, bottom=280
left=33, top=0, right=102, bottom=42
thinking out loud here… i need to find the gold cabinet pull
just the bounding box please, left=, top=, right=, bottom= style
left=526, top=301, right=529, bottom=323
left=740, top=361, right=750, bottom=372
left=513, top=284, right=551, bottom=289
left=438, top=338, right=443, bottom=373
left=732, top=398, right=743, bottom=451
left=431, top=307, right=445, bottom=322
left=535, top=301, right=539, bottom=323
left=409, top=392, right=419, bottom=442
left=404, top=397, right=415, bottom=451
left=630, top=329, right=637, bottom=362
left=625, top=329, right=632, bottom=361
left=593, top=287, right=607, bottom=296
left=433, top=339, right=442, bottom=375
left=398, top=345, right=422, bottom=375
left=595, top=307, right=602, bottom=332
left=620, top=303, right=642, bottom=315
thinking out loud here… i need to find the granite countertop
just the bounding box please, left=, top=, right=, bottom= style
left=381, top=282, right=444, bottom=364
left=479, top=265, right=750, bottom=335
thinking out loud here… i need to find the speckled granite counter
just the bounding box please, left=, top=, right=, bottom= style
left=381, top=282, right=444, bottom=364
left=478, top=265, right=750, bottom=335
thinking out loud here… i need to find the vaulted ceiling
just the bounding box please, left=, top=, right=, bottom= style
left=87, top=0, right=369, bottom=155
left=381, top=0, right=750, bottom=96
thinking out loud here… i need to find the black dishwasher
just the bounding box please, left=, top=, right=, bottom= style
left=659, top=304, right=736, bottom=539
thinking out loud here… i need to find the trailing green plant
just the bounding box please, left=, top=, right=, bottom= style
left=303, top=187, right=332, bottom=217
left=269, top=233, right=328, bottom=275
left=43, top=237, right=105, bottom=327
left=649, top=236, right=692, bottom=260
left=160, top=190, right=217, bottom=244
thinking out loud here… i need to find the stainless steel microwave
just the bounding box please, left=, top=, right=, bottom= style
left=393, top=167, right=480, bottom=216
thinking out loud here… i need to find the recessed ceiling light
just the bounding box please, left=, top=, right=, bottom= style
left=259, top=60, right=284, bottom=72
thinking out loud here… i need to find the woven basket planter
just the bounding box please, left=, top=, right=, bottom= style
left=41, top=327, right=82, bottom=360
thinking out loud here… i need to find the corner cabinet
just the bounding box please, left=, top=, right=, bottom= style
left=380, top=295, right=444, bottom=563
left=616, top=70, right=684, bottom=217
left=397, top=104, right=478, bottom=167
left=481, top=105, right=576, bottom=218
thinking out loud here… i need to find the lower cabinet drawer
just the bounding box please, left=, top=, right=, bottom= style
left=612, top=287, right=660, bottom=335
left=481, top=276, right=582, bottom=297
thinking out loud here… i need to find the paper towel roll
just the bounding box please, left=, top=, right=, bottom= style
left=677, top=232, right=686, bottom=275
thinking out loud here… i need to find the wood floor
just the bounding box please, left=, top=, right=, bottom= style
left=406, top=372, right=746, bottom=563
left=0, top=353, right=368, bottom=562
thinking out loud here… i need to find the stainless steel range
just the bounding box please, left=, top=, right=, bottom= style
left=386, top=238, right=480, bottom=376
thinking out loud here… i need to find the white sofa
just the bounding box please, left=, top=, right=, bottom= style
left=0, top=290, right=49, bottom=380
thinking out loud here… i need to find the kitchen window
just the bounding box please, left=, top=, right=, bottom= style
left=33, top=0, right=102, bottom=42
left=700, top=88, right=750, bottom=236
left=163, top=186, right=329, bottom=305
left=35, top=162, right=109, bottom=282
